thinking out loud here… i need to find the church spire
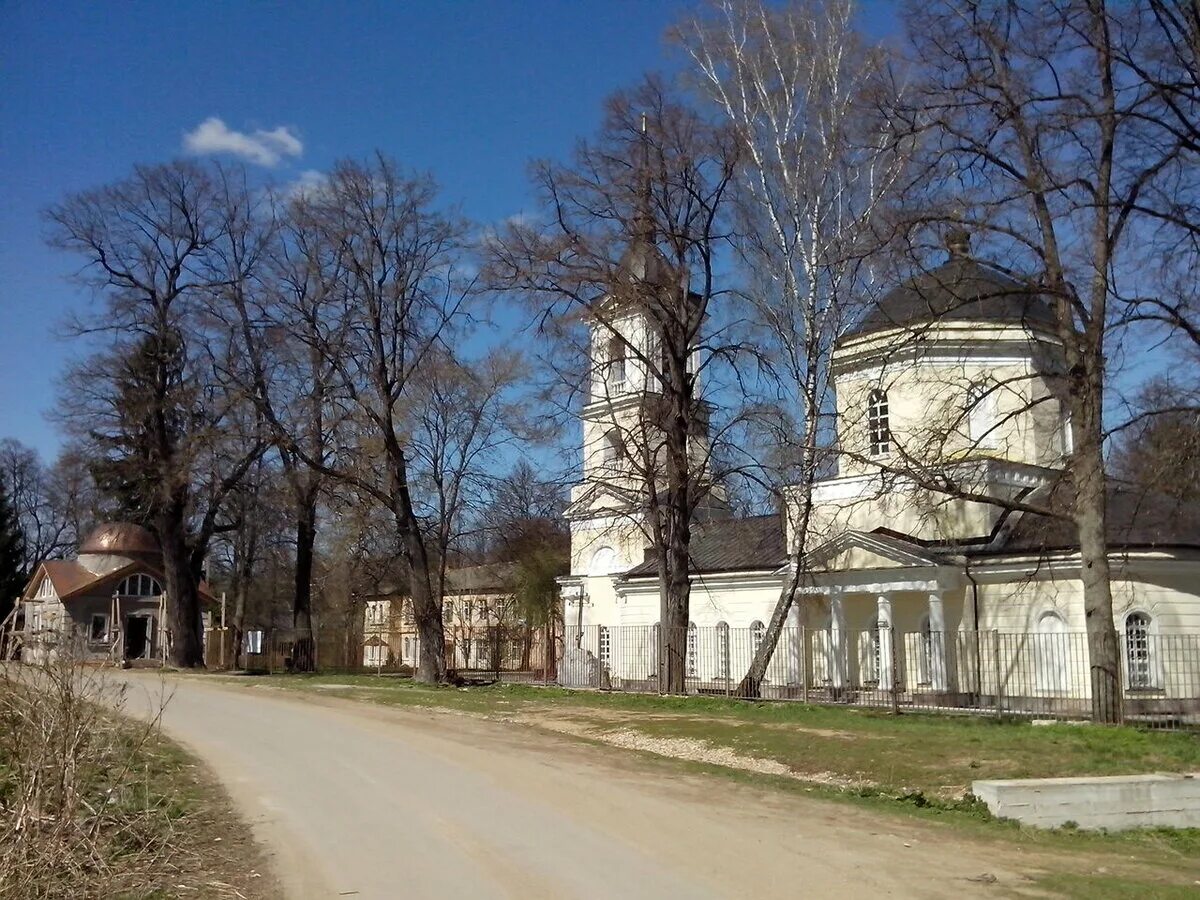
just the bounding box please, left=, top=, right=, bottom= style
left=632, top=112, right=654, bottom=246
left=620, top=111, right=667, bottom=287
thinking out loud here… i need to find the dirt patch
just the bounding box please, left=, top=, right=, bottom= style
left=505, top=712, right=873, bottom=790
left=759, top=723, right=869, bottom=739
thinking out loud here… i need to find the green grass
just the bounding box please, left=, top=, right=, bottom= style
left=238, top=673, right=1200, bottom=796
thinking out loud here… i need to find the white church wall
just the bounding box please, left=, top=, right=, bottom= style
left=832, top=326, right=1068, bottom=481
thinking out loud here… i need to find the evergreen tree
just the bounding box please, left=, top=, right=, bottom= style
left=0, top=474, right=27, bottom=623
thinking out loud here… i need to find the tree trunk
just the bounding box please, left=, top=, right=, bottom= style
left=292, top=496, right=317, bottom=672
left=1072, top=376, right=1122, bottom=723
left=398, top=518, right=446, bottom=684
left=156, top=502, right=204, bottom=668
left=740, top=552, right=805, bottom=698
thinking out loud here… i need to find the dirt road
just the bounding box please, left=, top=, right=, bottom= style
left=116, top=673, right=1028, bottom=899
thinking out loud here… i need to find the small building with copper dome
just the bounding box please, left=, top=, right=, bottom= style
left=20, top=522, right=216, bottom=663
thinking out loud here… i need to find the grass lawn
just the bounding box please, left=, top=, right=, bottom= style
left=240, top=673, right=1200, bottom=797
left=220, top=672, right=1200, bottom=898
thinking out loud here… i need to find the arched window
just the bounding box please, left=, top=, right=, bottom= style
left=868, top=389, right=890, bottom=457
left=607, top=334, right=626, bottom=391
left=966, top=381, right=997, bottom=448
left=588, top=546, right=617, bottom=577
left=598, top=625, right=612, bottom=671
left=750, top=620, right=766, bottom=654
left=1034, top=612, right=1069, bottom=692
left=1125, top=612, right=1157, bottom=690
left=716, top=621, right=729, bottom=675
left=115, top=573, right=162, bottom=598
left=686, top=622, right=698, bottom=678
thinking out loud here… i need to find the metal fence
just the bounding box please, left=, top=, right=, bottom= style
left=560, top=624, right=1200, bottom=729
left=208, top=625, right=557, bottom=682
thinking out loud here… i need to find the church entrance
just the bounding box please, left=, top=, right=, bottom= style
left=124, top=615, right=151, bottom=660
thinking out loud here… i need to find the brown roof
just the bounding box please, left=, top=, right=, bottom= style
left=79, top=522, right=160, bottom=556
left=24, top=558, right=218, bottom=605
left=35, top=560, right=96, bottom=599
left=623, top=515, right=786, bottom=578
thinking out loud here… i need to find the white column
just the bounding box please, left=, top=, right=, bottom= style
left=785, top=599, right=802, bottom=684
left=877, top=593, right=894, bottom=690
left=829, top=588, right=847, bottom=689
left=928, top=591, right=948, bottom=691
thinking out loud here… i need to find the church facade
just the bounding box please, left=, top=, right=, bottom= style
left=559, top=242, right=1200, bottom=717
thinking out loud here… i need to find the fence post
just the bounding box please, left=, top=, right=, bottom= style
left=723, top=624, right=731, bottom=697
left=889, top=624, right=900, bottom=716
left=992, top=629, right=1003, bottom=716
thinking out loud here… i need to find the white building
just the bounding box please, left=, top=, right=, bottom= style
left=559, top=238, right=1200, bottom=715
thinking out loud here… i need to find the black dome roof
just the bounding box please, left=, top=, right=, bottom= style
left=848, top=255, right=1057, bottom=340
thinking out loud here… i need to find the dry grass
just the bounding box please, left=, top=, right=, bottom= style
left=0, top=656, right=273, bottom=900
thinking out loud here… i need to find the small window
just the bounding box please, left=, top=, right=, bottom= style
left=90, top=613, right=109, bottom=642
left=607, top=334, right=627, bottom=391
left=443, top=601, right=454, bottom=622
left=402, top=600, right=414, bottom=624
left=1125, top=612, right=1157, bottom=690
left=474, top=637, right=489, bottom=665
left=716, top=622, right=729, bottom=674
left=868, top=389, right=890, bottom=457
left=38, top=577, right=54, bottom=598
left=463, top=602, right=474, bottom=622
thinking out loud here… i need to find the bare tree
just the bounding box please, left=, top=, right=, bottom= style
left=47, top=161, right=267, bottom=667
left=233, top=155, right=475, bottom=684
left=488, top=79, right=740, bottom=693
left=406, top=348, right=526, bottom=610
left=884, top=0, right=1200, bottom=721
left=0, top=441, right=76, bottom=573
left=216, top=172, right=343, bottom=669
left=676, top=0, right=907, bottom=695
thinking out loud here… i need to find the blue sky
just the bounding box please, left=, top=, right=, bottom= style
left=0, top=1, right=900, bottom=461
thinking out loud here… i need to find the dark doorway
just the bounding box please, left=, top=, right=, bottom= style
left=125, top=615, right=150, bottom=660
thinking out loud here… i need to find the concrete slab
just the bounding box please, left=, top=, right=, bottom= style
left=972, top=772, right=1200, bottom=830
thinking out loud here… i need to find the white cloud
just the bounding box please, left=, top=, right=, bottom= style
left=285, top=169, right=329, bottom=200
left=182, top=117, right=303, bottom=167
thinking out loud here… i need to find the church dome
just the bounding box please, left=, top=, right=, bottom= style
left=848, top=236, right=1056, bottom=340
left=79, top=522, right=160, bottom=556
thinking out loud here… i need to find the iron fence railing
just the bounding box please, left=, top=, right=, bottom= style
left=200, top=621, right=1200, bottom=729
left=560, top=624, right=1200, bottom=729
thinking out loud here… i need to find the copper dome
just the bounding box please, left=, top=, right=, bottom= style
left=78, top=522, right=160, bottom=556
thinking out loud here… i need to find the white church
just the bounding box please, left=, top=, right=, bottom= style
left=558, top=235, right=1200, bottom=717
